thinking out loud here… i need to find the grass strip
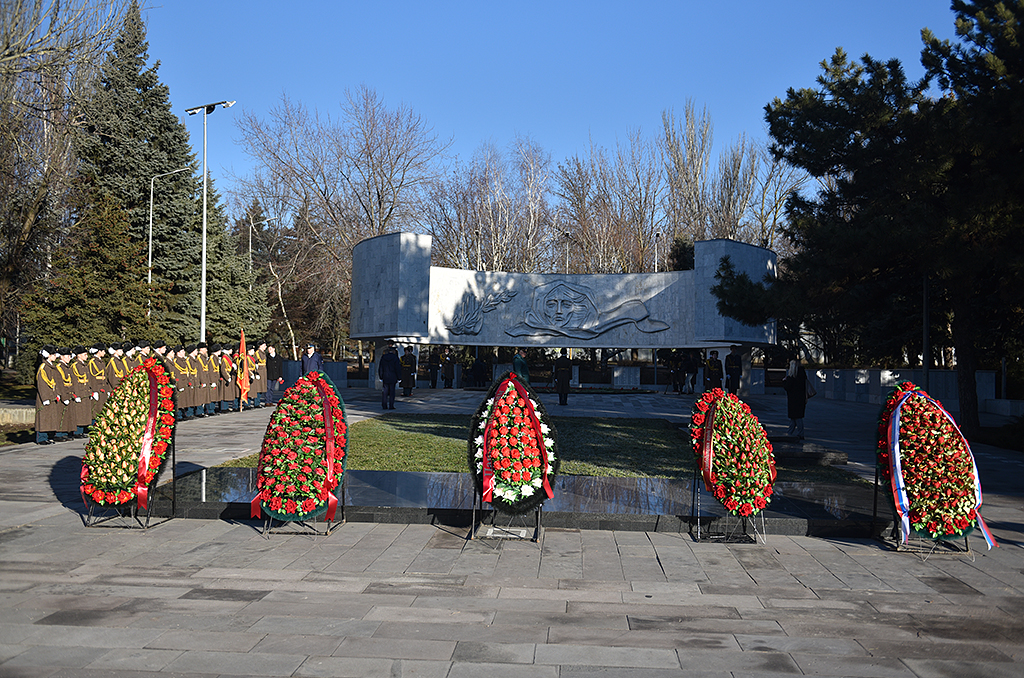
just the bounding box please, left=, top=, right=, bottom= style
left=217, top=413, right=864, bottom=485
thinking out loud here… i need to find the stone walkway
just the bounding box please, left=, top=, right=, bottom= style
left=0, top=388, right=1022, bottom=677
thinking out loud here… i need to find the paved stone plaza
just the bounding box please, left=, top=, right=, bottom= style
left=1, top=389, right=1022, bottom=677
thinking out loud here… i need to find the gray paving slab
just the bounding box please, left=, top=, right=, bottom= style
left=2, top=388, right=1024, bottom=676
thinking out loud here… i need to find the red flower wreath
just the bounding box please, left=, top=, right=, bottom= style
left=876, top=381, right=993, bottom=544
left=690, top=388, right=775, bottom=517
left=253, top=371, right=347, bottom=520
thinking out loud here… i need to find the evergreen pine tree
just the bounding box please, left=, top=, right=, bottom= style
left=21, top=194, right=153, bottom=349
left=73, top=0, right=201, bottom=340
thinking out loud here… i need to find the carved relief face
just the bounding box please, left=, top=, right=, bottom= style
left=541, top=283, right=590, bottom=328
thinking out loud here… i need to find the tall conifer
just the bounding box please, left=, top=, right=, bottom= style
left=74, top=0, right=200, bottom=340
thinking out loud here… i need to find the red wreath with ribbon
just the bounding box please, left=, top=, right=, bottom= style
left=691, top=389, right=775, bottom=517
left=251, top=371, right=346, bottom=521
left=469, top=372, right=558, bottom=515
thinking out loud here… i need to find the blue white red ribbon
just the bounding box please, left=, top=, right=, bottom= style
left=887, top=388, right=997, bottom=549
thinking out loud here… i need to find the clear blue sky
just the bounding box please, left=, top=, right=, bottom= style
left=143, top=1, right=959, bottom=206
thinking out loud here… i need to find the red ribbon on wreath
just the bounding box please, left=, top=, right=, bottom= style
left=700, top=400, right=717, bottom=492
left=135, top=369, right=159, bottom=510
left=314, top=376, right=339, bottom=521
left=481, top=375, right=552, bottom=503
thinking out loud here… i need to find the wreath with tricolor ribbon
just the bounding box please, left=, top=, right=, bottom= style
left=876, top=381, right=996, bottom=548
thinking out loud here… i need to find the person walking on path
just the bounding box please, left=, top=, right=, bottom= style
left=379, top=346, right=401, bottom=410
left=554, top=348, right=571, bottom=406
left=301, top=343, right=323, bottom=375
left=400, top=346, right=417, bottom=397
left=512, top=347, right=530, bottom=386
left=782, top=359, right=810, bottom=439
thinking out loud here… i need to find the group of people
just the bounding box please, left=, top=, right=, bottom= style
left=34, top=339, right=286, bottom=444
left=664, top=347, right=743, bottom=395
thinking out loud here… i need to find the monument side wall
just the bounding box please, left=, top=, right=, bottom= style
left=351, top=232, right=431, bottom=340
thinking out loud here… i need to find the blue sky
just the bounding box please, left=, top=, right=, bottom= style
left=144, top=1, right=959, bottom=205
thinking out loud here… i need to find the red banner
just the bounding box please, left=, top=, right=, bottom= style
left=238, top=329, right=250, bottom=404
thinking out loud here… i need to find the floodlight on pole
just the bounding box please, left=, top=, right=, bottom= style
left=185, top=100, right=236, bottom=342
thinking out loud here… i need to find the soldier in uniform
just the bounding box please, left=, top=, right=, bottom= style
left=196, top=342, right=214, bottom=416
left=186, top=344, right=201, bottom=417
left=35, top=345, right=63, bottom=444
left=87, top=343, right=108, bottom=422
left=70, top=346, right=92, bottom=436
left=106, top=343, right=127, bottom=395
left=217, top=345, right=236, bottom=412
left=53, top=348, right=76, bottom=439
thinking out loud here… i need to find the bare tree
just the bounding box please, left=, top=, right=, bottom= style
left=0, top=0, right=127, bottom=348
left=233, top=89, right=450, bottom=350
left=662, top=102, right=713, bottom=243
left=709, top=132, right=757, bottom=240
left=340, top=84, right=450, bottom=236
left=747, top=139, right=808, bottom=252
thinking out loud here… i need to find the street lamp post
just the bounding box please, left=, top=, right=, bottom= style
left=564, top=231, right=571, bottom=275
left=654, top=230, right=662, bottom=273
left=148, top=167, right=189, bottom=288
left=248, top=216, right=278, bottom=290
left=185, top=100, right=236, bottom=342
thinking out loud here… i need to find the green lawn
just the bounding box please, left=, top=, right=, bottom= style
left=218, top=413, right=864, bottom=485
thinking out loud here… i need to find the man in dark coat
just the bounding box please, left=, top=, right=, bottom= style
left=379, top=346, right=401, bottom=410
left=301, top=343, right=323, bottom=375
left=725, top=346, right=743, bottom=394
left=265, top=343, right=284, bottom=403
left=554, top=348, right=571, bottom=405
left=400, top=346, right=417, bottom=397
left=782, top=359, right=809, bottom=439
left=512, top=348, right=530, bottom=385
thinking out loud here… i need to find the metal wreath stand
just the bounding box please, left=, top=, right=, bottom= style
left=84, top=429, right=176, bottom=530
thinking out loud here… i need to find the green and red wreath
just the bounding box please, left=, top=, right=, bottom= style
left=251, top=371, right=347, bottom=521
left=468, top=372, right=559, bottom=515
left=80, top=356, right=175, bottom=509
left=690, top=388, right=775, bottom=517
left=876, top=381, right=996, bottom=547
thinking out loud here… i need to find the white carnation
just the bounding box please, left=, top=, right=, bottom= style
left=540, top=423, right=550, bottom=434
left=521, top=484, right=536, bottom=497
left=544, top=437, right=554, bottom=448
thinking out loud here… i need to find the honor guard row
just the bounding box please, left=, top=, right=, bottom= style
left=35, top=339, right=286, bottom=445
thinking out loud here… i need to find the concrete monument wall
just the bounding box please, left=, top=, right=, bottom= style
left=351, top=233, right=776, bottom=349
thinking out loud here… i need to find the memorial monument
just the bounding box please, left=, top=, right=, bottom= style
left=350, top=232, right=777, bottom=352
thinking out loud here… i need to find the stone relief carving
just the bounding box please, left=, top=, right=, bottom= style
left=505, top=280, right=669, bottom=339
left=445, top=289, right=518, bottom=335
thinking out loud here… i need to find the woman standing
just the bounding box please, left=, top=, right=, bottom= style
left=782, top=359, right=809, bottom=439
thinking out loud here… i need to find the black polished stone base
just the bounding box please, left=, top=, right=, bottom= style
left=146, top=467, right=890, bottom=537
